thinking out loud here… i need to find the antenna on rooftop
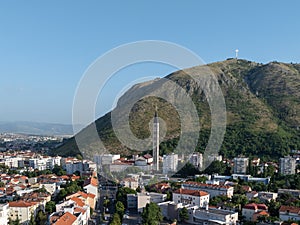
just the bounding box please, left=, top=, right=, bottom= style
left=235, top=49, right=239, bottom=59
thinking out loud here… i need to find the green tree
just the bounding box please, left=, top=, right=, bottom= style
left=29, top=214, right=36, bottom=225
left=267, top=199, right=280, bottom=217
left=103, top=199, right=110, bottom=208
left=36, top=210, right=47, bottom=224
left=110, top=213, right=121, bottom=225
left=56, top=188, right=67, bottom=202
left=115, top=201, right=125, bottom=218
left=0, top=181, right=5, bottom=187
left=179, top=207, right=189, bottom=222
left=10, top=217, right=21, bottom=225
left=204, top=160, right=229, bottom=175
left=231, top=194, right=248, bottom=209
left=141, top=202, right=163, bottom=225
left=52, top=165, right=66, bottom=176
left=45, top=201, right=56, bottom=214
left=116, top=187, right=137, bottom=206
left=194, top=176, right=208, bottom=183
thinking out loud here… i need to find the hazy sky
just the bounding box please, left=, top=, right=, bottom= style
left=1, top=1, right=300, bottom=124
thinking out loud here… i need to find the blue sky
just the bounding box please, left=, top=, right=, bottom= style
left=1, top=1, right=300, bottom=124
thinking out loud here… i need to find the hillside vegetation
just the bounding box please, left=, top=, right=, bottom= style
left=52, top=59, right=300, bottom=160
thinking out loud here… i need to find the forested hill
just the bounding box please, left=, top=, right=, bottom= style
left=52, top=59, right=300, bottom=160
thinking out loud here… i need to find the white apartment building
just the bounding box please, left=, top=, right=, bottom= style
left=120, top=177, right=139, bottom=190
left=189, top=153, right=203, bottom=170
left=233, top=157, right=249, bottom=174
left=127, top=192, right=167, bottom=213
left=29, top=158, right=47, bottom=171
left=46, top=156, right=61, bottom=169
left=66, top=160, right=96, bottom=175
left=157, top=202, right=238, bottom=225
left=182, top=181, right=234, bottom=198
left=93, top=154, right=120, bottom=165
left=242, top=203, right=268, bottom=221
left=192, top=207, right=239, bottom=225
left=173, top=189, right=209, bottom=207
left=0, top=203, right=9, bottom=225
left=9, top=201, right=39, bottom=224
left=279, top=156, right=296, bottom=175
left=163, top=153, right=178, bottom=174
left=279, top=206, right=300, bottom=222
left=4, top=157, right=23, bottom=168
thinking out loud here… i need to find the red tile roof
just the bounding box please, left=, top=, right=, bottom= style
left=9, top=200, right=38, bottom=208
left=71, top=197, right=85, bottom=207
left=53, top=212, right=77, bottom=225
left=87, top=193, right=96, bottom=199
left=243, top=203, right=268, bottom=211
left=254, top=210, right=269, bottom=216
left=279, top=206, right=300, bottom=214
left=183, top=181, right=232, bottom=190
left=84, top=177, right=98, bottom=187
left=174, top=188, right=209, bottom=197
left=74, top=207, right=86, bottom=215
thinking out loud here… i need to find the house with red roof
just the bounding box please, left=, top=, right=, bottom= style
left=182, top=181, right=234, bottom=198
left=279, top=205, right=300, bottom=222
left=53, top=212, right=78, bottom=225
left=242, top=203, right=268, bottom=221
left=83, top=177, right=98, bottom=199
left=66, top=191, right=96, bottom=209
left=173, top=188, right=209, bottom=207
left=9, top=200, right=40, bottom=224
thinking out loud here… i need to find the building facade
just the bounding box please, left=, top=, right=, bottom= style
left=233, top=157, right=249, bottom=174
left=163, top=153, right=178, bottom=174
left=182, top=182, right=234, bottom=198
left=279, top=156, right=296, bottom=175
left=173, top=189, right=209, bottom=207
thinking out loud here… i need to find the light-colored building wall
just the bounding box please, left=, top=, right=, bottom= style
left=234, top=157, right=249, bottom=174
left=280, top=156, right=296, bottom=175
left=182, top=182, right=234, bottom=198
left=163, top=153, right=178, bottom=174
left=0, top=203, right=9, bottom=225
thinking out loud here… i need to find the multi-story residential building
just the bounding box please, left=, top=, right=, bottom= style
left=158, top=202, right=238, bottom=225
left=173, top=189, right=209, bottom=207
left=93, top=154, right=120, bottom=165
left=192, top=207, right=239, bottom=225
left=52, top=212, right=78, bottom=225
left=120, top=177, right=139, bottom=190
left=257, top=191, right=278, bottom=203
left=233, top=157, right=249, bottom=174
left=46, top=156, right=61, bottom=170
left=279, top=206, right=300, bottom=222
left=242, top=203, right=268, bottom=221
left=4, top=157, right=23, bottom=168
left=83, top=177, right=98, bottom=199
left=127, top=192, right=167, bottom=213
left=65, top=160, right=96, bottom=175
left=29, top=158, right=47, bottom=171
left=9, top=201, right=40, bottom=224
left=163, top=153, right=178, bottom=174
left=279, top=156, right=296, bottom=175
left=182, top=181, right=234, bottom=198
left=189, top=153, right=203, bottom=170
left=0, top=203, right=9, bottom=225
left=66, top=191, right=96, bottom=210
left=278, top=189, right=300, bottom=198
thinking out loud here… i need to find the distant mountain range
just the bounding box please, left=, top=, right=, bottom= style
left=0, top=121, right=75, bottom=136
left=53, top=59, right=300, bottom=159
